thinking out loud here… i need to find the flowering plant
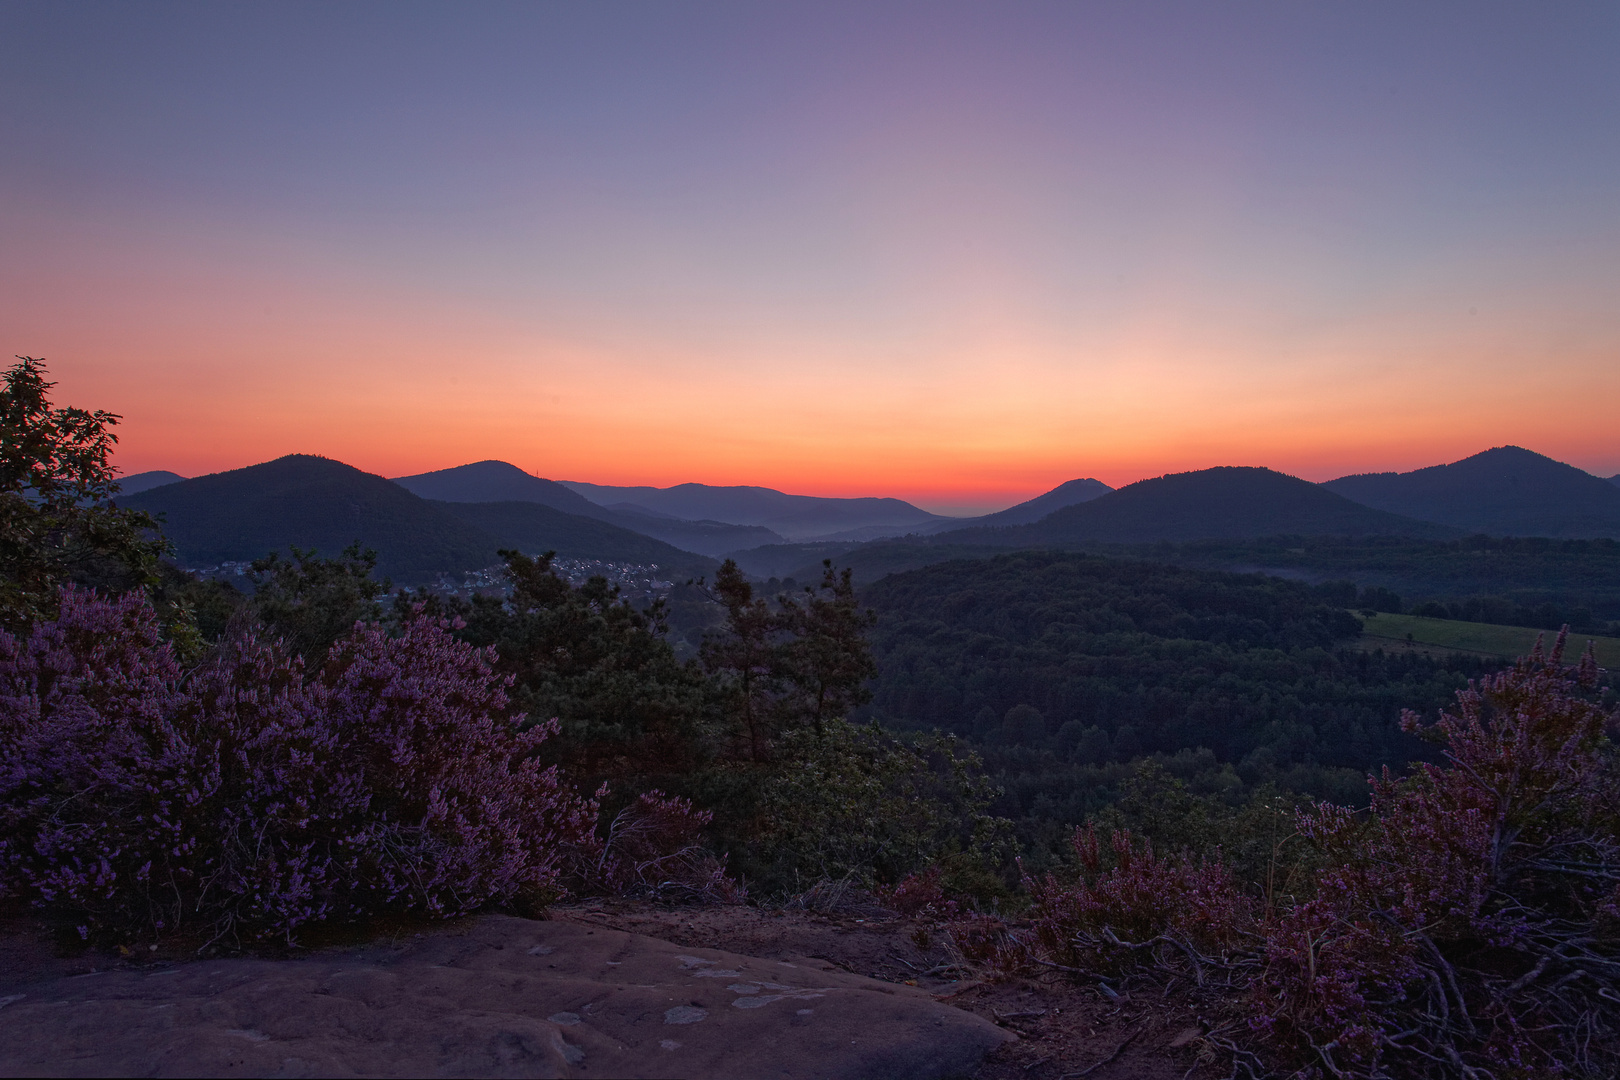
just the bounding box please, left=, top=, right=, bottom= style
left=0, top=588, right=598, bottom=946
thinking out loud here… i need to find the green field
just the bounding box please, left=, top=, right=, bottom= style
left=1358, top=611, right=1620, bottom=669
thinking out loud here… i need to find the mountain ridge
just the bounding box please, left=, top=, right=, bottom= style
left=117, top=470, right=187, bottom=496
left=124, top=455, right=499, bottom=582
left=396, top=461, right=786, bottom=555
left=938, top=466, right=1457, bottom=546
left=926, top=477, right=1114, bottom=532
left=1323, top=446, right=1620, bottom=538
left=125, top=455, right=715, bottom=582
left=561, top=480, right=951, bottom=541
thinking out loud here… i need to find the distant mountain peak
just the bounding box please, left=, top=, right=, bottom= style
left=393, top=461, right=611, bottom=519
left=116, top=469, right=186, bottom=496
left=1324, top=446, right=1620, bottom=538
left=559, top=480, right=947, bottom=541
left=936, top=464, right=1452, bottom=544
left=936, top=476, right=1114, bottom=531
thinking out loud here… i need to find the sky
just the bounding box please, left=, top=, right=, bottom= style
left=2, top=2, right=1618, bottom=515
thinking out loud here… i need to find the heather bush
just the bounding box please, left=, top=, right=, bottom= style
left=570, top=789, right=744, bottom=904
left=1019, top=824, right=1254, bottom=981
left=1253, top=632, right=1620, bottom=1076
left=0, top=587, right=597, bottom=946
left=1003, top=631, right=1619, bottom=1078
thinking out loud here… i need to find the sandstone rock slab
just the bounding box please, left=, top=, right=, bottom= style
left=0, top=914, right=1010, bottom=1079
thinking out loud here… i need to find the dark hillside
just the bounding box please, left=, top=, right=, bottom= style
left=812, top=534, right=1620, bottom=631
left=941, top=467, right=1454, bottom=545
left=395, top=461, right=779, bottom=556
left=1324, top=445, right=1620, bottom=538
left=925, top=476, right=1113, bottom=531
left=784, top=540, right=1011, bottom=583
left=116, top=470, right=185, bottom=495
left=394, top=461, right=610, bottom=518
left=1108, top=535, right=1620, bottom=628
left=429, top=500, right=715, bottom=578
left=123, top=455, right=499, bottom=582
left=600, top=505, right=783, bottom=557
left=562, top=480, right=947, bottom=540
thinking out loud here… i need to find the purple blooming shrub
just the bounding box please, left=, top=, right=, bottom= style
left=1000, top=633, right=1617, bottom=1077
left=0, top=587, right=597, bottom=945
left=881, top=865, right=948, bottom=918
left=1022, top=824, right=1254, bottom=976
left=572, top=789, right=744, bottom=903
left=1255, top=632, right=1620, bottom=1076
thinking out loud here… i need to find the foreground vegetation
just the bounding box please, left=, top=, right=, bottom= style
left=976, top=635, right=1620, bottom=1078
left=4, top=357, right=1618, bottom=1076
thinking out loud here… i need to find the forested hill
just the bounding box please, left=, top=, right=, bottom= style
left=429, top=500, right=714, bottom=578
left=394, top=460, right=611, bottom=518
left=858, top=551, right=1481, bottom=788
left=937, top=467, right=1454, bottom=546
left=931, top=476, right=1113, bottom=530
left=124, top=455, right=714, bottom=582
left=1324, top=445, right=1620, bottom=538
left=396, top=460, right=785, bottom=556
left=561, top=480, right=949, bottom=540
left=116, top=469, right=186, bottom=495
left=124, top=455, right=498, bottom=581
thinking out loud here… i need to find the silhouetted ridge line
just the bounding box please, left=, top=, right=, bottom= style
left=561, top=480, right=951, bottom=541
left=117, top=470, right=186, bottom=496
left=1323, top=446, right=1620, bottom=538
left=126, top=454, right=714, bottom=582
left=937, top=476, right=1113, bottom=530
left=394, top=460, right=611, bottom=518
left=937, top=466, right=1456, bottom=545
left=124, top=455, right=498, bottom=582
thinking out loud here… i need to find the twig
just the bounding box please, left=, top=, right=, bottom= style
left=995, top=1008, right=1049, bottom=1021
left=1060, top=1027, right=1141, bottom=1079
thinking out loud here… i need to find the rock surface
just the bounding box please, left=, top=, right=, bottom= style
left=0, top=913, right=1010, bottom=1079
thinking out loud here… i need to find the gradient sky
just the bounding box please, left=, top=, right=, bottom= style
left=3, top=2, right=1617, bottom=514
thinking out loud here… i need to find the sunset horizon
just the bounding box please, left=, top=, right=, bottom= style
left=7, top=2, right=1618, bottom=511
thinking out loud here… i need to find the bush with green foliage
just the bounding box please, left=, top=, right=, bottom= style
left=737, top=718, right=1015, bottom=896
left=0, top=357, right=166, bottom=630
left=418, top=548, right=714, bottom=787
left=246, top=542, right=389, bottom=665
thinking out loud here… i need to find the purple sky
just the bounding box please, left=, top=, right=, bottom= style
left=4, top=2, right=1617, bottom=512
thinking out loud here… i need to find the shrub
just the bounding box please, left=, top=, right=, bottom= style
left=1253, top=632, right=1620, bottom=1076
left=0, top=587, right=597, bottom=946
left=0, top=358, right=166, bottom=629
left=1002, top=631, right=1620, bottom=1078
left=1020, top=824, right=1254, bottom=980
left=739, top=718, right=1015, bottom=895
left=571, top=789, right=744, bottom=904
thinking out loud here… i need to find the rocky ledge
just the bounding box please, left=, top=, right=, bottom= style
left=0, top=913, right=1010, bottom=1079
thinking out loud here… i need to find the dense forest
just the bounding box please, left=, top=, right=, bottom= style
left=852, top=552, right=1532, bottom=854
left=756, top=532, right=1620, bottom=634
left=7, top=357, right=1620, bottom=1077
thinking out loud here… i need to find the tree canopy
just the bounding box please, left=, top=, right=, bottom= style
left=0, top=357, right=166, bottom=628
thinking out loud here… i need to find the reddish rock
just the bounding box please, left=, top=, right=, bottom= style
left=0, top=914, right=1010, bottom=1079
